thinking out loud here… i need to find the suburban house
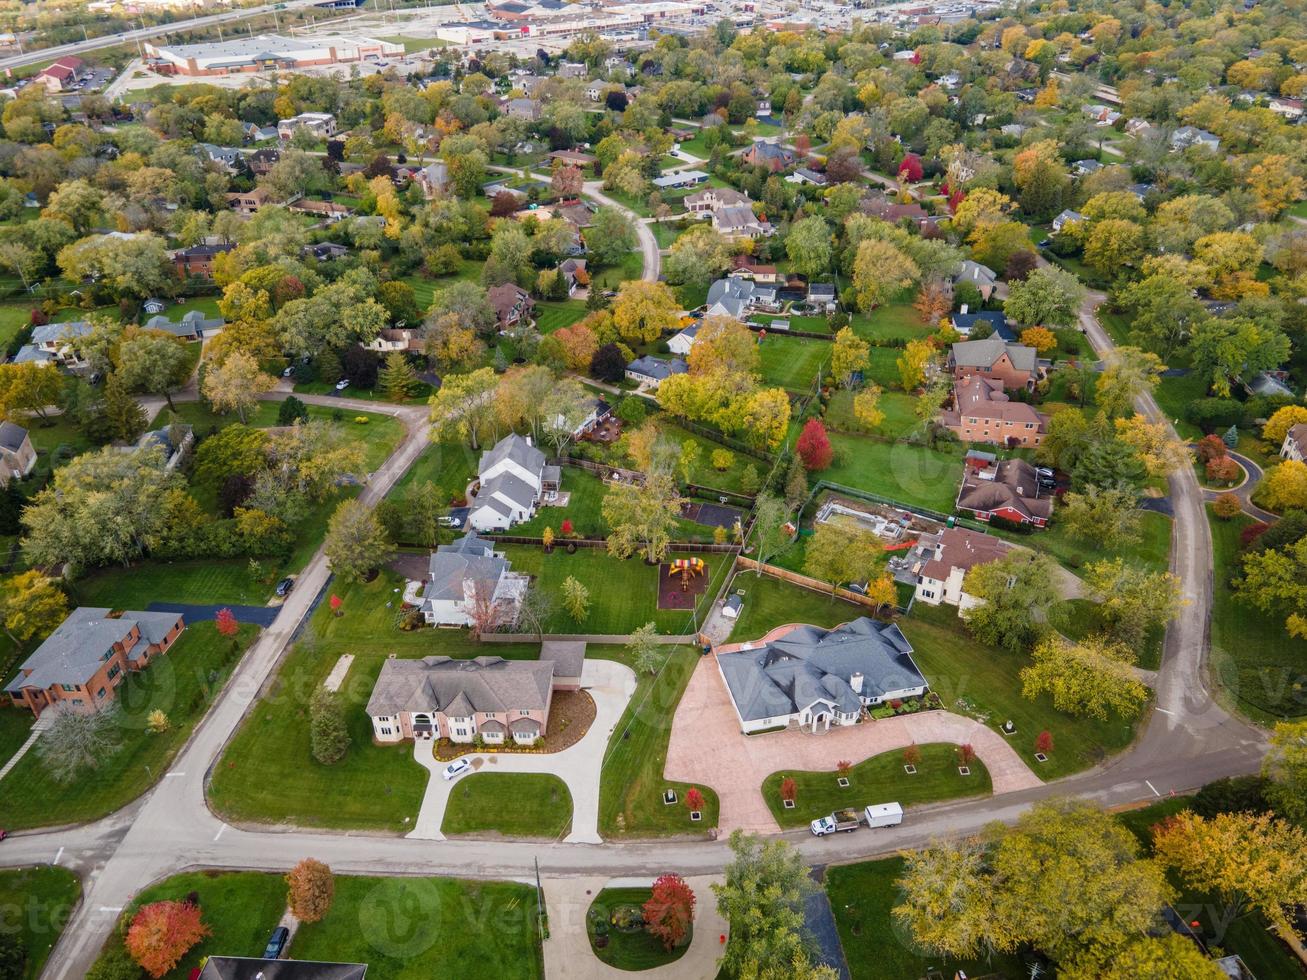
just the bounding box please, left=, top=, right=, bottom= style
left=414, top=531, right=530, bottom=626
left=144, top=311, right=224, bottom=340
left=0, top=422, right=35, bottom=485
left=652, top=169, right=709, bottom=190
left=786, top=167, right=828, bottom=187
left=243, top=123, right=279, bottom=142
left=950, top=310, right=1014, bottom=340
left=956, top=454, right=1053, bottom=526
left=742, top=139, right=795, bottom=172
left=558, top=257, right=588, bottom=295
left=248, top=146, right=280, bottom=173
left=1052, top=208, right=1085, bottom=234
left=277, top=111, right=336, bottom=140
left=953, top=260, right=998, bottom=301
left=367, top=645, right=584, bottom=746
left=1269, top=97, right=1304, bottom=120
left=289, top=199, right=355, bottom=222
left=808, top=284, right=837, bottom=312
left=942, top=375, right=1049, bottom=447
left=712, top=203, right=774, bottom=240
left=506, top=97, right=543, bottom=121
left=1280, top=423, right=1307, bottom=462
left=170, top=242, right=235, bottom=279
left=705, top=277, right=779, bottom=318
left=467, top=434, right=559, bottom=532
left=195, top=143, right=245, bottom=173
left=301, top=242, right=350, bottom=262
left=547, top=149, right=597, bottom=169
left=729, top=256, right=782, bottom=283
left=199, top=956, right=367, bottom=979
left=414, top=160, right=449, bottom=199
left=14, top=321, right=94, bottom=367
left=487, top=283, right=535, bottom=330
left=226, top=185, right=278, bottom=216
left=558, top=397, right=611, bottom=439
left=860, top=194, right=928, bottom=224
left=625, top=355, right=688, bottom=390
left=4, top=608, right=185, bottom=718
left=1072, top=159, right=1102, bottom=177
left=138, top=423, right=195, bottom=471
left=909, top=527, right=1010, bottom=610
left=684, top=186, right=751, bottom=214
left=949, top=335, right=1039, bottom=391
left=715, top=618, right=929, bottom=734
left=1170, top=126, right=1220, bottom=152
left=366, top=327, right=424, bottom=354
left=668, top=320, right=701, bottom=355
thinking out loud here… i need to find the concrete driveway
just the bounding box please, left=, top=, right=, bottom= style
left=407, top=657, right=636, bottom=844
left=665, top=657, right=1042, bottom=834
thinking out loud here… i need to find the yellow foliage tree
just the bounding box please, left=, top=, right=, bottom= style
left=1263, top=406, right=1307, bottom=447
left=1019, top=326, right=1057, bottom=354
left=1260, top=460, right=1307, bottom=512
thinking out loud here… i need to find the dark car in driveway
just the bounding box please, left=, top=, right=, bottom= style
left=264, top=926, right=290, bottom=959
left=275, top=577, right=294, bottom=598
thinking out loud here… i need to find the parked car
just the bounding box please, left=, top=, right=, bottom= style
left=263, top=926, right=290, bottom=960
left=443, top=758, right=471, bottom=781
left=335, top=378, right=350, bottom=391
left=1038, top=238, right=1052, bottom=248
left=275, top=577, right=294, bottom=598
left=282, top=365, right=293, bottom=377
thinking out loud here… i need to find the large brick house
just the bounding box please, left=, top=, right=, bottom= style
left=949, top=335, right=1039, bottom=391
left=955, top=453, right=1053, bottom=527
left=171, top=242, right=235, bottom=280
left=367, top=644, right=584, bottom=746
left=942, top=375, right=1049, bottom=447
left=4, top=608, right=185, bottom=718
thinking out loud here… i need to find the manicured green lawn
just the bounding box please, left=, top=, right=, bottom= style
left=827, top=389, right=921, bottom=439
left=1049, top=597, right=1164, bottom=671
left=292, top=378, right=435, bottom=404
left=826, top=857, right=1026, bottom=980
left=822, top=433, right=961, bottom=514
left=497, top=545, right=728, bottom=634
left=0, top=866, right=81, bottom=980
left=762, top=743, right=992, bottom=829
left=294, top=874, right=543, bottom=980
left=995, top=509, right=1173, bottom=575
left=73, top=559, right=272, bottom=607
left=535, top=299, right=588, bottom=333
left=650, top=222, right=687, bottom=248
left=0, top=705, right=33, bottom=770
left=1154, top=371, right=1210, bottom=440
left=388, top=439, right=479, bottom=500
left=849, top=302, right=931, bottom=343
left=757, top=334, right=828, bottom=393
left=589, top=250, right=645, bottom=291
left=861, top=346, right=904, bottom=388
left=662, top=421, right=770, bottom=492
left=0, top=623, right=259, bottom=830
left=597, top=644, right=720, bottom=837
left=441, top=772, right=573, bottom=838
left=0, top=302, right=34, bottom=350
left=588, top=886, right=690, bottom=969
left=1207, top=507, right=1307, bottom=722
left=903, top=603, right=1139, bottom=778
left=725, top=571, right=863, bottom=642
left=400, top=261, right=482, bottom=311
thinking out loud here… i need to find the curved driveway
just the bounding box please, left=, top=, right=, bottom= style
left=4, top=239, right=1269, bottom=980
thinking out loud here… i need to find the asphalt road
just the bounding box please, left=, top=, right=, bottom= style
left=2, top=236, right=1269, bottom=980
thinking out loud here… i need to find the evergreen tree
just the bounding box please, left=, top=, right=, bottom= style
left=784, top=455, right=808, bottom=510
left=0, top=481, right=24, bottom=536
left=378, top=351, right=420, bottom=402
left=310, top=688, right=350, bottom=764
left=1222, top=424, right=1239, bottom=449
left=277, top=395, right=309, bottom=426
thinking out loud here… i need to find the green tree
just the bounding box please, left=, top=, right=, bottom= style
left=561, top=575, right=591, bottom=623
left=1263, top=720, right=1307, bottom=825
left=830, top=327, right=869, bottom=389
left=751, top=493, right=792, bottom=571
left=309, top=688, right=350, bottom=765
left=1083, top=559, right=1181, bottom=647
left=1021, top=634, right=1149, bottom=719
left=324, top=499, right=392, bottom=583
left=116, top=332, right=193, bottom=411
left=785, top=216, right=833, bottom=279
left=0, top=570, right=68, bottom=648
left=602, top=471, right=684, bottom=564
left=852, top=239, right=919, bottom=311
left=202, top=351, right=277, bottom=424
left=1003, top=265, right=1084, bottom=328
left=277, top=396, right=309, bottom=426
left=803, top=521, right=882, bottom=598
left=587, top=206, right=638, bottom=268
left=627, top=621, right=663, bottom=675
left=962, top=552, right=1056, bottom=653
left=1059, top=486, right=1142, bottom=548
left=378, top=351, right=420, bottom=402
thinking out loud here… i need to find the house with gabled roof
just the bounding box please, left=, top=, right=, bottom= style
left=942, top=375, right=1048, bottom=447
left=715, top=618, right=928, bottom=734
left=0, top=421, right=35, bottom=485
left=907, top=526, right=1010, bottom=610
left=1280, top=423, right=1307, bottom=462
left=952, top=260, right=998, bottom=301
left=412, top=531, right=530, bottom=627
left=742, top=139, right=795, bottom=172
left=467, top=434, right=559, bottom=531
left=949, top=335, right=1039, bottom=391
left=956, top=455, right=1052, bottom=527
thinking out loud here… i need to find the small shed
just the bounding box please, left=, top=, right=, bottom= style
left=722, top=594, right=743, bottom=620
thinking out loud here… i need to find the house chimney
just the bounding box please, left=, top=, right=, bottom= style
left=525, top=435, right=533, bottom=446
left=959, top=303, right=969, bottom=315
left=850, top=672, right=864, bottom=694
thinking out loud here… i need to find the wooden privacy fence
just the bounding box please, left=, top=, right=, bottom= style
left=734, top=556, right=884, bottom=610
left=479, top=632, right=698, bottom=645
left=483, top=533, right=743, bottom=555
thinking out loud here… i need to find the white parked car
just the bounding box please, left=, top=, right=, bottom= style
left=334, top=379, right=350, bottom=391
left=442, top=758, right=471, bottom=781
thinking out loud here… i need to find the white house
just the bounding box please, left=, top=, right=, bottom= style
left=277, top=112, right=336, bottom=140
left=910, top=527, right=1009, bottom=612
left=414, top=531, right=530, bottom=627
left=466, top=434, right=560, bottom=532
left=1052, top=209, right=1084, bottom=234
left=1281, top=423, right=1307, bottom=463
left=667, top=321, right=700, bottom=355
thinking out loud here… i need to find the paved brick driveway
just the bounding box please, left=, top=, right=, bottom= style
left=665, top=657, right=1043, bottom=834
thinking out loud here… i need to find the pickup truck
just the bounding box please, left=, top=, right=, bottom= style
left=809, top=808, right=862, bottom=836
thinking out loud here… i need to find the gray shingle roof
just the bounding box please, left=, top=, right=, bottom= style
left=31, top=321, right=92, bottom=345
left=626, top=356, right=688, bottom=381
left=425, top=532, right=508, bottom=601
left=951, top=335, right=1037, bottom=373
left=476, top=470, right=539, bottom=516
left=718, top=618, right=926, bottom=723
left=540, top=640, right=585, bottom=679
left=366, top=655, right=554, bottom=717
left=5, top=608, right=182, bottom=694
left=478, top=433, right=544, bottom=480
left=198, top=956, right=367, bottom=980
left=0, top=420, right=28, bottom=452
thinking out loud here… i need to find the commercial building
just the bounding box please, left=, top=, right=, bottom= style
left=143, top=33, right=403, bottom=77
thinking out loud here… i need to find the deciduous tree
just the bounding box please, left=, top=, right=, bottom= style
left=561, top=576, right=590, bottom=623
left=125, top=900, right=210, bottom=979
left=627, top=622, right=663, bottom=675
left=643, top=874, right=696, bottom=951
left=37, top=705, right=122, bottom=783
left=795, top=418, right=832, bottom=471
left=602, top=472, right=684, bottom=564
left=1021, top=635, right=1149, bottom=719
left=962, top=552, right=1056, bottom=653
left=0, top=571, right=67, bottom=648
left=852, top=239, right=919, bottom=311
left=1059, top=486, right=1142, bottom=548
left=1003, top=265, right=1083, bottom=329
left=286, top=858, right=336, bottom=923
left=830, top=328, right=869, bottom=389
left=611, top=281, right=680, bottom=345
left=309, top=687, right=350, bottom=765
left=803, top=521, right=882, bottom=598
left=1095, top=347, right=1164, bottom=418
left=202, top=351, right=277, bottom=424
left=324, top=499, right=392, bottom=583
left=896, top=339, right=932, bottom=393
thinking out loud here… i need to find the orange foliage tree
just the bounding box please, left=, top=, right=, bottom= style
left=286, top=858, right=335, bottom=923
left=125, top=900, right=210, bottom=979
left=642, top=874, right=697, bottom=950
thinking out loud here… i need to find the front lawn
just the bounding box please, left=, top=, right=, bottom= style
left=1154, top=372, right=1210, bottom=440
left=762, top=743, right=992, bottom=829
left=387, top=439, right=479, bottom=501
left=1049, top=597, right=1164, bottom=671
left=597, top=644, right=720, bottom=837
left=0, top=622, right=259, bottom=829
left=0, top=706, right=33, bottom=770
left=0, top=866, right=81, bottom=980
left=826, top=857, right=1026, bottom=980
left=535, top=299, right=588, bottom=333
left=72, top=559, right=271, bottom=607
left=822, top=434, right=961, bottom=514
left=588, top=886, right=690, bottom=970
left=994, top=510, right=1173, bottom=575
left=441, top=772, right=573, bottom=838
left=757, top=334, right=828, bottom=393
left=1207, top=507, right=1307, bottom=722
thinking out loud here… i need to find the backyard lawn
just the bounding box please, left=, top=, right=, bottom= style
left=822, top=434, right=961, bottom=514
left=588, top=886, right=690, bottom=970
left=441, top=772, right=573, bottom=838
left=596, top=644, right=720, bottom=837
left=535, top=299, right=588, bottom=333
left=827, top=389, right=920, bottom=440
left=0, top=866, right=81, bottom=980
left=849, top=302, right=932, bottom=343
left=0, top=623, right=259, bottom=830
left=724, top=571, right=866, bottom=642
left=757, top=334, right=828, bottom=393
left=1207, top=507, right=1307, bottom=723
left=663, top=421, right=771, bottom=493
left=761, top=743, right=992, bottom=829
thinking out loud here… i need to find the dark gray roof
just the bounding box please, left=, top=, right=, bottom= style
left=198, top=956, right=367, bottom=980
left=0, top=420, right=28, bottom=452
left=478, top=433, right=544, bottom=480
left=425, top=532, right=509, bottom=601
left=951, top=335, right=1036, bottom=373
left=366, top=655, right=554, bottom=717
left=475, top=470, right=539, bottom=517
left=540, top=640, right=585, bottom=679
left=31, top=321, right=92, bottom=345
left=718, top=618, right=926, bottom=722
left=5, top=608, right=182, bottom=694
left=626, top=356, right=688, bottom=381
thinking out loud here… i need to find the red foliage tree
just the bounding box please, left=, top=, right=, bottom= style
left=214, top=608, right=239, bottom=638
left=551, top=164, right=583, bottom=198
left=643, top=874, right=697, bottom=951
left=125, top=900, right=210, bottom=979
left=835, top=760, right=852, bottom=777
left=779, top=776, right=797, bottom=802
left=957, top=743, right=976, bottom=766
left=903, top=743, right=921, bottom=767
left=329, top=594, right=343, bottom=616
left=897, top=153, right=923, bottom=181
left=1239, top=522, right=1269, bottom=548
left=1196, top=434, right=1228, bottom=464
left=490, top=191, right=520, bottom=217
left=1035, top=730, right=1054, bottom=755
left=29, top=308, right=48, bottom=326
left=947, top=188, right=966, bottom=213
left=685, top=786, right=704, bottom=813
left=1206, top=456, right=1240, bottom=484
left=794, top=134, right=812, bottom=159
left=796, top=418, right=833, bottom=472
left=561, top=518, right=574, bottom=536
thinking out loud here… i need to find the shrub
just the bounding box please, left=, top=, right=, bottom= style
left=1192, top=775, right=1271, bottom=818
left=1185, top=398, right=1246, bottom=433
